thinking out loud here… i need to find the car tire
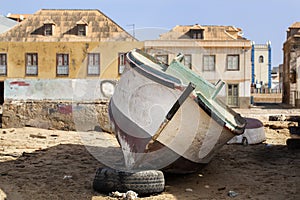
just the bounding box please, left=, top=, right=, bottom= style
left=93, top=167, right=165, bottom=195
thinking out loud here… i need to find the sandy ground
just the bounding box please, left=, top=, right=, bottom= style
left=0, top=104, right=299, bottom=200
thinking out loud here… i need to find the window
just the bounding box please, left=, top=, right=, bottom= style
left=57, top=54, right=69, bottom=76
left=118, top=53, right=126, bottom=74
left=259, top=55, right=264, bottom=63
left=203, top=55, right=215, bottom=71
left=78, top=25, right=86, bottom=36
left=155, top=55, right=168, bottom=65
left=227, top=55, right=239, bottom=70
left=190, top=30, right=204, bottom=39
left=0, top=54, right=7, bottom=75
left=227, top=84, right=239, bottom=106
left=26, top=53, right=38, bottom=75
left=183, top=54, right=192, bottom=69
left=44, top=24, right=53, bottom=36
left=87, top=53, right=100, bottom=75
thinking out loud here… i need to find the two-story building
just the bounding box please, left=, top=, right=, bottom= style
left=0, top=9, right=144, bottom=103
left=145, top=24, right=252, bottom=108
left=283, top=22, right=300, bottom=107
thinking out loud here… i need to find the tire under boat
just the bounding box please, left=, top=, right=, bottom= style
left=109, top=49, right=246, bottom=173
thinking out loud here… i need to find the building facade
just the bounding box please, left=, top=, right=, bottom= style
left=283, top=22, right=300, bottom=107
left=251, top=42, right=272, bottom=89
left=0, top=9, right=144, bottom=104
left=145, top=24, right=252, bottom=108
left=270, top=64, right=282, bottom=92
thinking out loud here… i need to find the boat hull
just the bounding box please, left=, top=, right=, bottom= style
left=108, top=49, right=245, bottom=173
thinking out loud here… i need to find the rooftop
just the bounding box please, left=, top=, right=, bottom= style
left=159, top=24, right=246, bottom=40
left=0, top=9, right=136, bottom=42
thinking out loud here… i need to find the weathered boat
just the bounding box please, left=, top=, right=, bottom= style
left=108, top=49, right=246, bottom=173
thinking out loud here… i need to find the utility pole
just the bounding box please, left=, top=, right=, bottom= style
left=127, top=24, right=135, bottom=38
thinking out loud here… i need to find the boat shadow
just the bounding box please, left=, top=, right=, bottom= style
left=0, top=143, right=117, bottom=200
left=163, top=143, right=299, bottom=199
left=0, top=142, right=298, bottom=199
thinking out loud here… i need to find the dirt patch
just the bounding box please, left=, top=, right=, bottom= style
left=0, top=107, right=299, bottom=200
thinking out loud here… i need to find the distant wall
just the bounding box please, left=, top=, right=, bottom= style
left=2, top=79, right=115, bottom=132
left=252, top=93, right=282, bottom=103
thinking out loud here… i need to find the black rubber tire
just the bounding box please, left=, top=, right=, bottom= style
left=93, top=167, right=122, bottom=194
left=93, top=167, right=165, bottom=195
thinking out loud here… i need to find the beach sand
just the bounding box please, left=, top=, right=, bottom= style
left=0, top=105, right=299, bottom=200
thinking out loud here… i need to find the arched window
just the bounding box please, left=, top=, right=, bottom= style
left=259, top=55, right=264, bottom=63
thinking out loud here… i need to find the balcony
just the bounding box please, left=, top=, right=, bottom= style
left=0, top=65, right=7, bottom=75
left=87, top=65, right=100, bottom=75
left=26, top=65, right=38, bottom=75
left=57, top=65, right=69, bottom=76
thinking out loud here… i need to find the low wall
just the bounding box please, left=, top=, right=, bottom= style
left=2, top=79, right=116, bottom=132
left=2, top=100, right=112, bottom=132
left=252, top=93, right=282, bottom=103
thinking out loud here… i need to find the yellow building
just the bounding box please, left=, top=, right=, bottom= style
left=0, top=9, right=144, bottom=103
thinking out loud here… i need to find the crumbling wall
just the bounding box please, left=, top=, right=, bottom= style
left=2, top=79, right=116, bottom=132
left=2, top=100, right=112, bottom=132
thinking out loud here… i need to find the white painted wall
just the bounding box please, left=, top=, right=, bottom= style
left=253, top=44, right=270, bottom=86
left=4, top=79, right=117, bottom=101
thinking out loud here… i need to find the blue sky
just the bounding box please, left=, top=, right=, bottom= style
left=0, top=0, right=299, bottom=67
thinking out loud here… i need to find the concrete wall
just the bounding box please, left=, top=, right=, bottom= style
left=4, top=79, right=116, bottom=101
left=252, top=93, right=282, bottom=103
left=2, top=79, right=115, bottom=132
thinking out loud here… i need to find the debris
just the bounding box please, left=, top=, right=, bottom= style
left=110, top=191, right=126, bottom=198
left=9, top=129, right=15, bottom=133
left=0, top=153, right=21, bottom=158
left=198, top=174, right=203, bottom=177
left=185, top=188, right=193, bottom=192
left=29, top=134, right=47, bottom=139
left=228, top=190, right=238, bottom=197
left=50, top=134, right=59, bottom=137
left=126, top=190, right=138, bottom=200
left=0, top=188, right=7, bottom=200
left=110, top=191, right=138, bottom=200
left=63, top=175, right=72, bottom=179
left=204, top=185, right=210, bottom=189
left=269, top=124, right=283, bottom=130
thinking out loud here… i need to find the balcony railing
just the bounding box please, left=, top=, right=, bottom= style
left=87, top=65, right=100, bottom=75
left=0, top=65, right=7, bottom=75
left=26, top=65, right=38, bottom=75
left=57, top=65, right=69, bottom=75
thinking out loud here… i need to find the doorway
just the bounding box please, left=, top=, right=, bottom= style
left=227, top=84, right=239, bottom=107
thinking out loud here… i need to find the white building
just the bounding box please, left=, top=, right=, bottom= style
left=145, top=24, right=252, bottom=108
left=251, top=42, right=272, bottom=90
